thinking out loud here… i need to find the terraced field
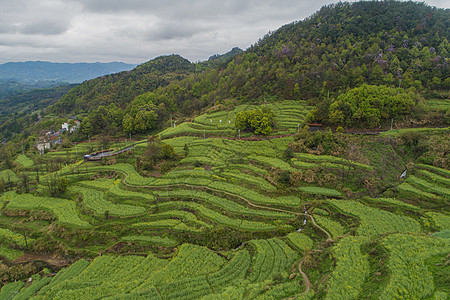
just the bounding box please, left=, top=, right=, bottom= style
left=158, top=100, right=312, bottom=139
left=398, top=164, right=450, bottom=199
left=0, top=103, right=448, bottom=299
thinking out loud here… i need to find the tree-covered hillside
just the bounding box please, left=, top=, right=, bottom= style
left=53, top=55, right=195, bottom=114
left=64, top=1, right=449, bottom=138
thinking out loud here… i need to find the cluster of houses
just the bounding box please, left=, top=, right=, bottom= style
left=36, top=120, right=80, bottom=154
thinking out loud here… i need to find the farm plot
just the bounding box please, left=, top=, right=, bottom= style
left=79, top=179, right=155, bottom=201
left=416, top=164, right=450, bottom=178
left=328, top=200, right=421, bottom=236
left=159, top=201, right=278, bottom=231
left=85, top=163, right=155, bottom=186
left=326, top=236, right=370, bottom=300
left=397, top=182, right=437, bottom=199
left=2, top=191, right=90, bottom=228
left=425, top=212, right=450, bottom=230
left=314, top=215, right=346, bottom=239
left=294, top=153, right=374, bottom=170
left=135, top=244, right=226, bottom=288
left=132, top=219, right=204, bottom=233
left=248, top=238, right=298, bottom=282
left=70, top=185, right=145, bottom=217
left=286, top=232, right=314, bottom=251
left=208, top=181, right=301, bottom=207
left=121, top=235, right=178, bottom=247
left=157, top=189, right=292, bottom=219
left=405, top=175, right=450, bottom=198
left=221, top=171, right=276, bottom=191
left=380, top=233, right=450, bottom=299
left=249, top=155, right=296, bottom=172
left=417, top=170, right=450, bottom=187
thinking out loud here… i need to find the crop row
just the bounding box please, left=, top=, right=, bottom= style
left=249, top=155, right=296, bottom=171
left=157, top=189, right=291, bottom=219
left=425, top=212, right=450, bottom=230
left=3, top=191, right=90, bottom=228
left=326, top=236, right=370, bottom=300
left=136, top=244, right=226, bottom=288
left=70, top=185, right=146, bottom=217
left=13, top=275, right=52, bottom=300
left=328, top=200, right=421, bottom=236
left=397, top=182, right=437, bottom=199
left=416, top=163, right=450, bottom=178
left=406, top=175, right=450, bottom=197
left=248, top=238, right=298, bottom=282
left=121, top=235, right=178, bottom=247
left=295, top=153, right=374, bottom=170
left=417, top=170, right=450, bottom=187
left=207, top=249, right=251, bottom=291
left=37, top=259, right=91, bottom=298
left=380, top=233, right=450, bottom=299
left=221, top=171, right=276, bottom=191
left=300, top=186, right=342, bottom=197
left=42, top=255, right=147, bottom=299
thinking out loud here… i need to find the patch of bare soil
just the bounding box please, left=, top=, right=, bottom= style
left=13, top=254, right=68, bottom=267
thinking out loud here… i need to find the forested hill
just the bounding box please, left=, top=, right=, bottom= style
left=139, top=0, right=447, bottom=124
left=53, top=55, right=195, bottom=114
left=192, top=0, right=449, bottom=102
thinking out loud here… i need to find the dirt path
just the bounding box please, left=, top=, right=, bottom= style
left=307, top=214, right=332, bottom=241
left=298, top=258, right=312, bottom=293
left=13, top=254, right=68, bottom=267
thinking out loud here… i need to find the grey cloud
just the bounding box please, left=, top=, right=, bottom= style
left=143, top=21, right=206, bottom=41
left=0, top=0, right=448, bottom=64
left=20, top=20, right=71, bottom=35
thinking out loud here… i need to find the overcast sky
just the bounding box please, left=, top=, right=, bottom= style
left=1, top=0, right=448, bottom=64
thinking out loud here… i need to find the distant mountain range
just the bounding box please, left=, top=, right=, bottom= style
left=0, top=61, right=136, bottom=83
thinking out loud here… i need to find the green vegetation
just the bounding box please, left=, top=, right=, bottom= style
left=326, top=236, right=370, bottom=299
left=312, top=85, right=417, bottom=127
left=328, top=200, right=421, bottom=236
left=380, top=234, right=450, bottom=299
left=235, top=107, right=275, bottom=135
left=14, top=154, right=34, bottom=168
left=70, top=185, right=146, bottom=217
left=300, top=186, right=342, bottom=197
left=3, top=191, right=90, bottom=228
left=0, top=1, right=448, bottom=298
left=314, top=215, right=345, bottom=239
